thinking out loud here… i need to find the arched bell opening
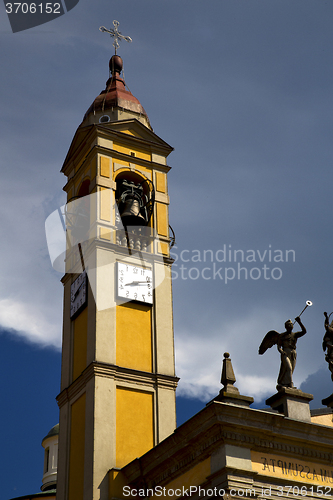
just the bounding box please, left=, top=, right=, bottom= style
left=77, top=179, right=90, bottom=198
left=115, top=170, right=155, bottom=229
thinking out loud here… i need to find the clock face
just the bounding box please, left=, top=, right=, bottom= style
left=117, top=262, right=153, bottom=305
left=70, top=271, right=87, bottom=319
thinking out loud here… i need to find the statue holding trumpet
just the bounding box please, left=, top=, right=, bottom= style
left=259, top=300, right=312, bottom=391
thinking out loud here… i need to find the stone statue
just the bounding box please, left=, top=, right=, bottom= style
left=323, top=312, right=333, bottom=381
left=259, top=317, right=307, bottom=391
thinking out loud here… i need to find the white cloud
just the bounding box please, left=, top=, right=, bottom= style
left=0, top=298, right=61, bottom=348
left=175, top=305, right=324, bottom=404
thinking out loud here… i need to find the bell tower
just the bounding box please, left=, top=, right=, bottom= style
left=56, top=36, right=178, bottom=500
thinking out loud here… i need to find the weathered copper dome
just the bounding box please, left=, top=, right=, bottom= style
left=84, top=55, right=148, bottom=120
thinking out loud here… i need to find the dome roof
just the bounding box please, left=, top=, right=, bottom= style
left=83, top=55, right=149, bottom=122
left=42, top=423, right=59, bottom=443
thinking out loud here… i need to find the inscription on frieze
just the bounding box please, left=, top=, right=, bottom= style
left=252, top=451, right=333, bottom=486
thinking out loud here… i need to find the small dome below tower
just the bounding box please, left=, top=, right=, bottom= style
left=42, top=423, right=59, bottom=441
left=41, top=424, right=59, bottom=492
left=82, top=55, right=152, bottom=130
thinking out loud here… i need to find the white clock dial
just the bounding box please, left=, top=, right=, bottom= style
left=70, top=271, right=87, bottom=318
left=117, top=262, right=153, bottom=305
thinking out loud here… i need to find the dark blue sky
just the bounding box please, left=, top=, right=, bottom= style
left=2, top=1, right=333, bottom=498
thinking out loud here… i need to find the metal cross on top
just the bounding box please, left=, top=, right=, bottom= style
left=100, top=20, right=132, bottom=55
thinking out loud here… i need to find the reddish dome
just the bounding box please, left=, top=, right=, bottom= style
left=84, top=55, right=148, bottom=119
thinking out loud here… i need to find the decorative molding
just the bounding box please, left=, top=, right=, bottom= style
left=154, top=192, right=169, bottom=204
left=113, top=162, right=152, bottom=180
left=222, top=429, right=333, bottom=463
left=92, top=175, right=116, bottom=190
left=57, top=361, right=179, bottom=408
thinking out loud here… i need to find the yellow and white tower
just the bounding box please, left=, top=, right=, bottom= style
left=56, top=46, right=178, bottom=500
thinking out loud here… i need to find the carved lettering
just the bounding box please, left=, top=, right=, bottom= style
left=254, top=453, right=333, bottom=486
left=262, top=457, right=270, bottom=471
left=305, top=465, right=311, bottom=479
left=285, top=462, right=297, bottom=476
left=277, top=460, right=284, bottom=473
left=270, top=459, right=276, bottom=472
left=298, top=463, right=305, bottom=478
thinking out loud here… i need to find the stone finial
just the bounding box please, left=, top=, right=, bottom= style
left=221, top=352, right=239, bottom=395
left=207, top=352, right=254, bottom=407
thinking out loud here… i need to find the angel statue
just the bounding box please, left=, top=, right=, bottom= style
left=323, top=312, right=333, bottom=381
left=259, top=317, right=307, bottom=391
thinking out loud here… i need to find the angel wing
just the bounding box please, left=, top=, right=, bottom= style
left=258, top=330, right=280, bottom=355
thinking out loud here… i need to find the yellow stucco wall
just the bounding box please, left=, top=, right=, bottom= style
left=101, top=156, right=110, bottom=178
left=311, top=413, right=333, bottom=426
left=116, top=387, right=154, bottom=468
left=156, top=203, right=168, bottom=237
left=158, top=241, right=169, bottom=256
left=68, top=393, right=86, bottom=500
left=100, top=226, right=112, bottom=240
left=150, top=459, right=211, bottom=500
left=113, top=142, right=151, bottom=161
left=73, top=306, right=88, bottom=381
left=112, top=159, right=129, bottom=171
left=100, top=187, right=111, bottom=221
left=155, top=172, right=166, bottom=193
left=74, top=156, right=84, bottom=175
left=121, top=129, right=135, bottom=136
left=91, top=157, right=97, bottom=179
left=116, top=303, right=152, bottom=372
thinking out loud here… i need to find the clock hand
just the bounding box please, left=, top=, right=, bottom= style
left=74, top=283, right=84, bottom=298
left=125, top=280, right=151, bottom=286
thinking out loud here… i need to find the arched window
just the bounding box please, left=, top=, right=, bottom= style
left=44, top=447, right=50, bottom=474
left=78, top=179, right=90, bottom=198
left=115, top=171, right=154, bottom=228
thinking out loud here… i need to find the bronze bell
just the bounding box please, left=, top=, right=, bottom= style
left=120, top=194, right=146, bottom=227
